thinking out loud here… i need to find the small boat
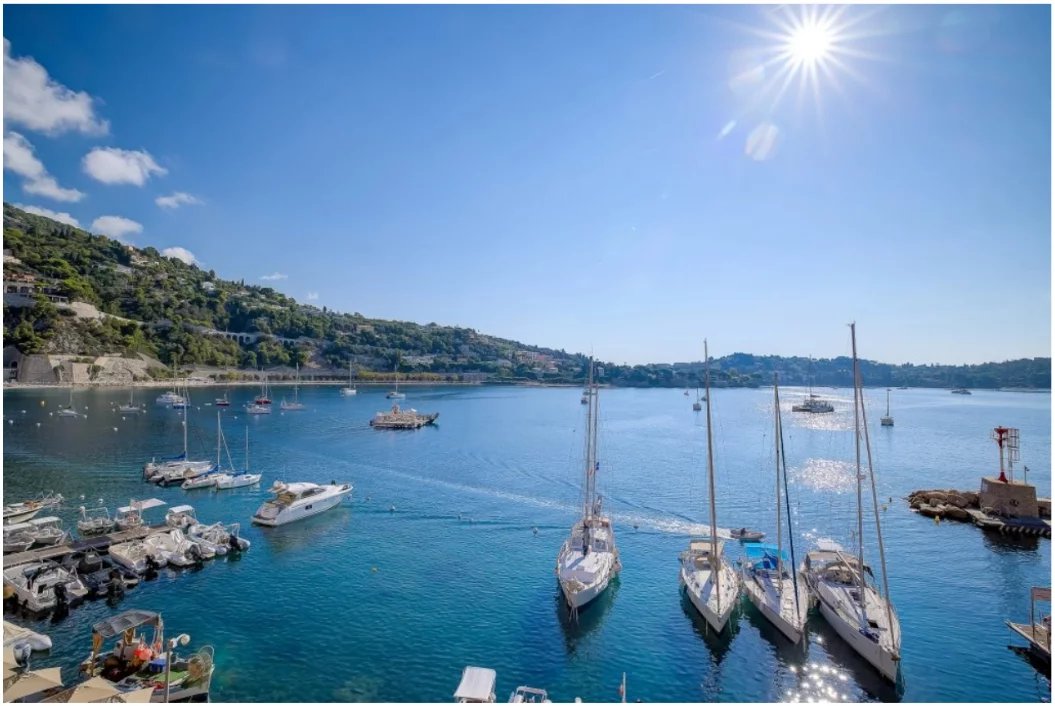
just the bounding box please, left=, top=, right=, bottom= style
left=951, top=387, right=972, bottom=395
left=214, top=393, right=231, bottom=407
left=386, top=364, right=405, bottom=399
left=3, top=501, right=44, bottom=526
left=3, top=523, right=36, bottom=554
left=77, top=506, right=115, bottom=537
left=1006, top=586, right=1050, bottom=664
left=144, top=529, right=207, bottom=567
left=3, top=620, right=54, bottom=653
left=165, top=505, right=199, bottom=531
left=77, top=609, right=216, bottom=702
left=370, top=404, right=438, bottom=429
left=245, top=402, right=271, bottom=415
left=3, top=561, right=89, bottom=612
left=214, top=423, right=262, bottom=490
left=252, top=481, right=352, bottom=526
left=254, top=370, right=272, bottom=405
left=280, top=363, right=307, bottom=411
left=729, top=527, right=765, bottom=542
left=181, top=474, right=218, bottom=490
left=455, top=666, right=497, bottom=703
left=25, top=516, right=67, bottom=546
left=56, top=386, right=80, bottom=417
left=791, top=359, right=834, bottom=413
left=556, top=360, right=620, bottom=611
left=108, top=540, right=159, bottom=574
left=61, top=550, right=139, bottom=600
left=114, top=498, right=166, bottom=532
left=145, top=382, right=213, bottom=481
left=692, top=386, right=703, bottom=412
left=679, top=340, right=740, bottom=633
left=684, top=389, right=690, bottom=396
left=188, top=522, right=250, bottom=555
left=881, top=388, right=894, bottom=427
left=118, top=387, right=143, bottom=414
left=340, top=361, right=357, bottom=396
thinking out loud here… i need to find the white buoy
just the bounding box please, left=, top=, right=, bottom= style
left=532, top=526, right=538, bottom=535
left=84, top=405, right=88, bottom=410
left=389, top=505, right=395, bottom=513
left=79, top=495, right=85, bottom=500
left=7, top=419, right=12, bottom=425
left=48, top=412, right=53, bottom=416
left=113, top=427, right=118, bottom=432
left=35, top=422, right=41, bottom=427
left=20, top=409, right=26, bottom=414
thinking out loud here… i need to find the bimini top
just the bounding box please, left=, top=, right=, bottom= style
left=166, top=505, right=196, bottom=515
left=91, top=610, right=161, bottom=639
left=454, top=666, right=496, bottom=702
left=744, top=543, right=791, bottom=568
left=117, top=498, right=166, bottom=515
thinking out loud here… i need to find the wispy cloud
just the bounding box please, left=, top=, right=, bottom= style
left=161, top=246, right=198, bottom=265
left=648, top=70, right=666, bottom=80
left=91, top=215, right=142, bottom=241
left=3, top=39, right=108, bottom=136
left=13, top=203, right=79, bottom=227
left=306, top=291, right=319, bottom=301
left=260, top=272, right=287, bottom=281
left=3, top=131, right=85, bottom=202
left=156, top=192, right=202, bottom=209
left=717, top=120, right=737, bottom=140
left=82, top=147, right=166, bottom=186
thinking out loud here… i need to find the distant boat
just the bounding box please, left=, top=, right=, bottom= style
left=214, top=425, right=262, bottom=490
left=57, top=386, right=80, bottom=417
left=369, top=404, right=438, bottom=429
left=255, top=370, right=272, bottom=405
left=792, top=357, right=834, bottom=413
left=117, top=386, right=143, bottom=414
left=215, top=392, right=231, bottom=407
left=280, top=362, right=307, bottom=411
left=951, top=388, right=972, bottom=395
left=692, top=386, right=703, bottom=412
left=251, top=481, right=351, bottom=526
left=246, top=403, right=271, bottom=415
left=340, top=361, right=357, bottom=397
left=881, top=388, right=894, bottom=427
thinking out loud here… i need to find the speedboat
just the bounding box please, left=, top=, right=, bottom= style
left=252, top=481, right=352, bottom=526
left=115, top=498, right=166, bottom=532
left=801, top=540, right=901, bottom=681
left=144, top=529, right=208, bottom=567
left=165, top=505, right=199, bottom=531
left=742, top=543, right=810, bottom=643
left=77, top=610, right=215, bottom=702
left=729, top=527, right=766, bottom=542
left=3, top=561, right=89, bottom=612
left=77, top=506, right=116, bottom=537
left=108, top=540, right=160, bottom=574
left=25, top=516, right=67, bottom=546
left=454, top=666, right=553, bottom=704
left=679, top=539, right=740, bottom=632
left=188, top=522, right=250, bottom=555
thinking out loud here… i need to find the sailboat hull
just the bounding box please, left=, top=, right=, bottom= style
left=742, top=571, right=808, bottom=644
left=680, top=562, right=739, bottom=633
left=814, top=583, right=900, bottom=682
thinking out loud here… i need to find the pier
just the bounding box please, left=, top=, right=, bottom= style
left=3, top=524, right=169, bottom=568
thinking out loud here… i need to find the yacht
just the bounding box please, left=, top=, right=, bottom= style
left=881, top=388, right=894, bottom=427
left=386, top=365, right=405, bottom=399
left=245, top=402, right=272, bottom=415
left=791, top=359, right=834, bottom=413
left=679, top=340, right=740, bottom=633
left=156, top=389, right=186, bottom=406
left=251, top=481, right=352, bottom=526
left=3, top=561, right=89, bottom=612
left=144, top=383, right=214, bottom=481
left=215, top=392, right=231, bottom=407
left=555, top=360, right=620, bottom=611
left=213, top=425, right=263, bottom=490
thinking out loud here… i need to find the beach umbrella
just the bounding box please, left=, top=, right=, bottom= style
left=109, top=686, right=156, bottom=702
left=65, top=676, right=119, bottom=702
left=3, top=666, right=63, bottom=701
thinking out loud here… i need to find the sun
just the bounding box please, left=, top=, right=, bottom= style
left=786, top=21, right=834, bottom=68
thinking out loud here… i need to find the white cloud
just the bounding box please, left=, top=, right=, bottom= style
left=155, top=192, right=202, bottom=209
left=82, top=147, right=166, bottom=186
left=260, top=272, right=287, bottom=281
left=91, top=215, right=142, bottom=241
left=306, top=291, right=319, bottom=301
left=12, top=203, right=79, bottom=227
left=161, top=246, right=198, bottom=265
left=3, top=131, right=84, bottom=202
left=3, top=39, right=108, bottom=136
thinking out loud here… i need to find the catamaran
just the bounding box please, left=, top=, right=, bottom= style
left=280, top=363, right=307, bottom=411
left=340, top=361, right=357, bottom=396
left=679, top=340, right=740, bottom=633
left=741, top=374, right=809, bottom=643
left=800, top=323, right=901, bottom=682
left=555, top=360, right=620, bottom=611
left=791, top=357, right=834, bottom=413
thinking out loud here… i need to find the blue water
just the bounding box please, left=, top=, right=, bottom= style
left=2, top=385, right=1051, bottom=702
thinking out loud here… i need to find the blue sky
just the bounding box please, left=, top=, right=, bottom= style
left=3, top=4, right=1050, bottom=365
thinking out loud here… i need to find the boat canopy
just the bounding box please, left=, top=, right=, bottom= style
left=91, top=610, right=161, bottom=639
left=2, top=522, right=32, bottom=534
left=167, top=505, right=196, bottom=515
left=689, top=539, right=725, bottom=556
left=744, top=543, right=791, bottom=568
left=454, top=666, right=496, bottom=702
left=27, top=517, right=60, bottom=528
left=117, top=499, right=166, bottom=514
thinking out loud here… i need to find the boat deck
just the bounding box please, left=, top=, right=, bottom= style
left=3, top=523, right=170, bottom=568
left=1008, top=621, right=1051, bottom=659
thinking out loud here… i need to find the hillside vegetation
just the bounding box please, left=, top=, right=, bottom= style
left=3, top=204, right=1049, bottom=388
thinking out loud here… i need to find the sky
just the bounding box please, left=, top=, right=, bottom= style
left=2, top=4, right=1050, bottom=366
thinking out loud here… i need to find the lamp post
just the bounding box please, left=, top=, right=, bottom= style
left=163, top=633, right=190, bottom=703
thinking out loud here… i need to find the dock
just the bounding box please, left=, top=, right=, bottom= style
left=963, top=509, right=1051, bottom=538
left=3, top=524, right=169, bottom=568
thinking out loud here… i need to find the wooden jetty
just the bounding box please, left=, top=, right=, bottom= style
left=3, top=524, right=169, bottom=568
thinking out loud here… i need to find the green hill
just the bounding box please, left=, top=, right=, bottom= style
left=3, top=203, right=1049, bottom=388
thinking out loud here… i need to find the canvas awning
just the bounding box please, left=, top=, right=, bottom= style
left=91, top=610, right=160, bottom=639
left=3, top=667, right=63, bottom=701
left=166, top=505, right=195, bottom=515
left=454, top=666, right=496, bottom=702
left=116, top=499, right=165, bottom=514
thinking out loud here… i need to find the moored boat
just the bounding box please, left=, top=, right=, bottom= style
left=77, top=506, right=115, bottom=537
left=251, top=481, right=352, bottom=526
left=3, top=561, right=88, bottom=613
left=369, top=404, right=438, bottom=429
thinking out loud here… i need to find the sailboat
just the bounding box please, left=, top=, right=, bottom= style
left=881, top=388, right=894, bottom=427
left=555, top=359, right=620, bottom=611
left=281, top=363, right=307, bottom=411
left=118, top=385, right=143, bottom=414
left=56, top=385, right=80, bottom=417
left=679, top=339, right=740, bottom=633
left=340, top=361, right=357, bottom=396
left=792, top=356, right=834, bottom=413
left=386, top=363, right=405, bottom=399
left=182, top=412, right=225, bottom=490
left=741, top=374, right=809, bottom=643
left=800, top=323, right=901, bottom=682
left=214, top=426, right=263, bottom=490
left=255, top=370, right=272, bottom=405
left=145, top=381, right=215, bottom=484
left=692, top=386, right=703, bottom=412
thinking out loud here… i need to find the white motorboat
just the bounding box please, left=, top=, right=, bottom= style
left=3, top=561, right=88, bottom=612
left=144, top=529, right=208, bottom=567
left=115, top=498, right=166, bottom=532
left=3, top=523, right=35, bottom=554
left=800, top=324, right=901, bottom=683
left=165, top=505, right=199, bottom=531
left=188, top=522, right=250, bottom=555
left=80, top=610, right=216, bottom=702
left=455, top=666, right=497, bottom=703
left=108, top=540, right=158, bottom=574
left=77, top=505, right=115, bottom=536
left=341, top=361, right=357, bottom=396
left=741, top=375, right=809, bottom=643
left=245, top=402, right=271, bottom=415
left=556, top=360, right=620, bottom=611
left=680, top=340, right=740, bottom=633
left=252, top=481, right=352, bottom=526
left=25, top=516, right=67, bottom=546
left=3, top=502, right=44, bottom=526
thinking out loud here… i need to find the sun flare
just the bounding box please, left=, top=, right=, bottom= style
left=786, top=21, right=834, bottom=67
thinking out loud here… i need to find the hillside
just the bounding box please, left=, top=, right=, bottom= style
left=3, top=203, right=1050, bottom=388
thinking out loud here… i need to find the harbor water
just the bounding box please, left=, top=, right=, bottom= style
left=2, top=385, right=1051, bottom=702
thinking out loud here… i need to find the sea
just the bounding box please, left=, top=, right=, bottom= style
left=2, top=384, right=1051, bottom=703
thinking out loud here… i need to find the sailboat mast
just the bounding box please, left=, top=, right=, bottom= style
left=850, top=323, right=866, bottom=615
left=703, top=340, right=720, bottom=612
left=182, top=380, right=189, bottom=458
left=777, top=383, right=803, bottom=622
left=245, top=425, right=250, bottom=472
left=216, top=411, right=221, bottom=469
left=583, top=359, right=596, bottom=519
left=774, top=374, right=783, bottom=579
left=886, top=388, right=890, bottom=417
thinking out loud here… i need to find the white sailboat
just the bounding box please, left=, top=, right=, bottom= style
left=145, top=382, right=215, bottom=483
left=214, top=426, right=263, bottom=490
left=281, top=363, right=307, bottom=411
left=801, top=323, right=901, bottom=682
left=692, top=386, right=703, bottom=412
left=881, top=388, right=894, bottom=427
left=679, top=339, right=740, bottom=633
left=117, top=386, right=142, bottom=414
left=741, top=374, right=809, bottom=643
left=56, top=386, right=79, bottom=417
left=340, top=361, right=357, bottom=396
left=555, top=359, right=620, bottom=611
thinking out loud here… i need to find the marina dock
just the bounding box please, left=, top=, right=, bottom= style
left=3, top=524, right=167, bottom=568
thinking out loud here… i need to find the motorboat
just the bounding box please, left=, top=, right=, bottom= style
left=245, top=403, right=271, bottom=415
left=679, top=340, right=740, bottom=633
left=3, top=492, right=63, bottom=526
left=556, top=360, right=619, bottom=611
left=25, top=516, right=68, bottom=546
left=252, top=481, right=352, bottom=527
left=188, top=522, right=250, bottom=555
left=3, top=561, right=89, bottom=613
left=165, top=506, right=198, bottom=531
left=60, top=550, right=139, bottom=600
left=77, top=506, right=116, bottom=537
left=791, top=394, right=835, bottom=413
left=108, top=541, right=160, bottom=574
left=3, top=523, right=36, bottom=554
left=455, top=666, right=496, bottom=703
left=143, top=529, right=209, bottom=567
left=115, top=498, right=166, bottom=532
left=369, top=404, right=438, bottom=429
left=79, top=609, right=215, bottom=702
left=729, top=527, right=766, bottom=542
